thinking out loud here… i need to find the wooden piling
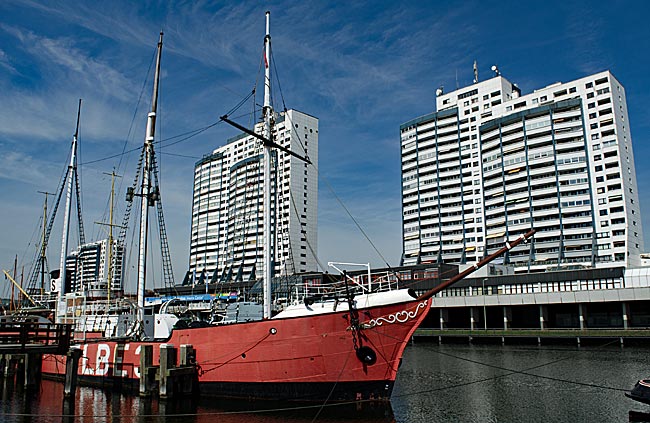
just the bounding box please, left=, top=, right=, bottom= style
left=139, top=345, right=154, bottom=397
left=24, top=353, right=41, bottom=388
left=159, top=344, right=176, bottom=399
left=64, top=349, right=82, bottom=398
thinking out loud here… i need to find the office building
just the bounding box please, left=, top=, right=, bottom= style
left=400, top=70, right=642, bottom=271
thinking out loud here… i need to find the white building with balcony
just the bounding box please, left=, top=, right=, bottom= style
left=189, top=109, right=319, bottom=284
left=400, top=70, right=642, bottom=272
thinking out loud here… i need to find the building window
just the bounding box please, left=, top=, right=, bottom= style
left=586, top=82, right=593, bottom=89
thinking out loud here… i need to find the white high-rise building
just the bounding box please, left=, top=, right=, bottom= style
left=189, top=109, right=319, bottom=283
left=400, top=70, right=643, bottom=271
left=63, top=238, right=125, bottom=299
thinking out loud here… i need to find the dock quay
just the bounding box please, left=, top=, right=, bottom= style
left=0, top=317, right=198, bottom=400
left=0, top=316, right=73, bottom=391
left=413, top=328, right=650, bottom=346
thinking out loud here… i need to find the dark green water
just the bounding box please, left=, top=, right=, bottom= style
left=1, top=342, right=649, bottom=422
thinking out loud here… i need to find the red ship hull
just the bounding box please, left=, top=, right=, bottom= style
left=42, top=298, right=429, bottom=402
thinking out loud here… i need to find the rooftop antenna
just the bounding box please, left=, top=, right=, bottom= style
left=473, top=60, right=478, bottom=84
left=455, top=69, right=459, bottom=89
left=491, top=64, right=500, bottom=76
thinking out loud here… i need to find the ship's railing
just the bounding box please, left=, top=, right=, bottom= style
left=57, top=296, right=137, bottom=341
left=288, top=271, right=401, bottom=305
left=26, top=291, right=58, bottom=309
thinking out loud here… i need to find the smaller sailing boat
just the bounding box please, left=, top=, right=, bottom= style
left=40, top=12, right=536, bottom=403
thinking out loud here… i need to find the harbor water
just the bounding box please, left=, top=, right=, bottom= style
left=1, top=341, right=649, bottom=422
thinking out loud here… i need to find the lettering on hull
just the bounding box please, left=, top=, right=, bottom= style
left=80, top=343, right=141, bottom=378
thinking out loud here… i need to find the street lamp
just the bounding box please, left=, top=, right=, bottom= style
left=482, top=278, right=487, bottom=330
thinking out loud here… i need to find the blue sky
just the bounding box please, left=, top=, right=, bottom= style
left=1, top=0, right=649, bottom=293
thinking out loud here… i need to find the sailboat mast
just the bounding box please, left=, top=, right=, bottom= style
left=262, top=11, right=273, bottom=319
left=38, top=191, right=52, bottom=296
left=107, top=171, right=116, bottom=305
left=136, top=32, right=163, bottom=328
left=57, top=99, right=82, bottom=320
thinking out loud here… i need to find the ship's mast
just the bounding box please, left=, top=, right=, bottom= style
left=262, top=11, right=273, bottom=319
left=107, top=171, right=116, bottom=305
left=136, top=32, right=163, bottom=330
left=95, top=171, right=122, bottom=308
left=56, top=99, right=82, bottom=321
left=37, top=191, right=54, bottom=296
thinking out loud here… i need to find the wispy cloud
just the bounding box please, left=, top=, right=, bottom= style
left=0, top=48, right=17, bottom=74
left=0, top=149, right=63, bottom=186
left=1, top=24, right=137, bottom=101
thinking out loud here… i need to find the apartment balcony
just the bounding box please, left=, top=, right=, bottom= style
left=528, top=169, right=557, bottom=182
left=440, top=223, right=465, bottom=234
left=483, top=174, right=505, bottom=187
left=527, top=136, right=553, bottom=149
left=563, top=250, right=593, bottom=260
left=481, top=163, right=502, bottom=177
left=436, top=148, right=459, bottom=161
left=401, top=143, right=417, bottom=155
left=563, top=237, right=593, bottom=249
left=525, top=124, right=552, bottom=138
left=500, top=133, right=525, bottom=148
left=401, top=149, right=417, bottom=160
left=481, top=139, right=501, bottom=153
left=534, top=226, right=561, bottom=238
left=503, top=179, right=529, bottom=194
left=553, top=119, right=582, bottom=132
left=439, top=214, right=464, bottom=225
left=553, top=108, right=581, bottom=119
left=556, top=138, right=586, bottom=152
left=530, top=187, right=560, bottom=200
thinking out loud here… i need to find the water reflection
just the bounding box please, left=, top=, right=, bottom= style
left=0, top=378, right=394, bottom=423
left=2, top=343, right=650, bottom=422
left=392, top=342, right=650, bottom=422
